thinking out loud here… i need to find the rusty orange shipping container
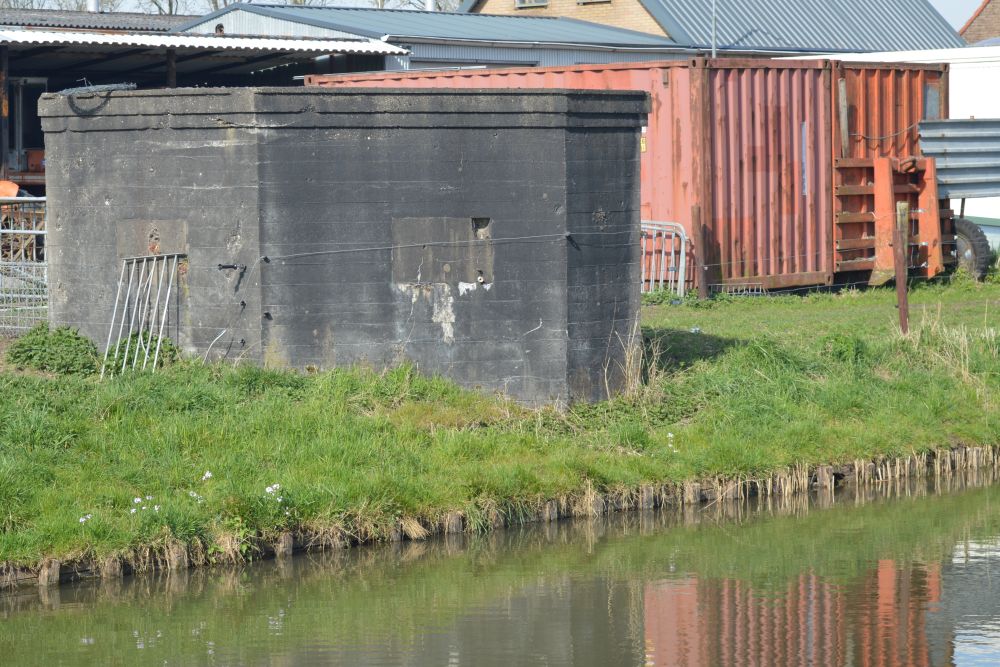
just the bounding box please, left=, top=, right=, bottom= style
left=306, top=59, right=952, bottom=290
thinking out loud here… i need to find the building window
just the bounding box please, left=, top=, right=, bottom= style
left=515, top=0, right=548, bottom=8
left=577, top=0, right=611, bottom=3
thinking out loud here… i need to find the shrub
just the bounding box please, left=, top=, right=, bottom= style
left=5, top=323, right=99, bottom=375
left=821, top=332, right=869, bottom=366
left=105, top=331, right=179, bottom=372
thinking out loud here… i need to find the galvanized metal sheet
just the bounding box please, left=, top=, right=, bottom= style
left=641, top=0, right=964, bottom=52
left=179, top=5, right=679, bottom=48
left=920, top=119, right=1000, bottom=199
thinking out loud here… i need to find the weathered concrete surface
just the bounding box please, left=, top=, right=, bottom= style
left=39, top=87, right=647, bottom=404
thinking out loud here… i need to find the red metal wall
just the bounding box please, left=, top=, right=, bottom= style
left=835, top=63, right=947, bottom=161
left=830, top=64, right=950, bottom=282
left=700, top=62, right=833, bottom=287
left=306, top=62, right=693, bottom=223
left=306, top=59, right=948, bottom=290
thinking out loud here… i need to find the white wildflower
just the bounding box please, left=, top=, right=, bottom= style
left=130, top=508, right=137, bottom=514
left=265, top=486, right=274, bottom=495
left=154, top=505, right=161, bottom=512
left=277, top=496, right=283, bottom=503
left=145, top=495, right=153, bottom=501
left=133, top=497, right=142, bottom=504
left=202, top=471, right=212, bottom=481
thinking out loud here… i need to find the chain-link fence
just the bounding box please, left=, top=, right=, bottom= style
left=0, top=197, right=47, bottom=336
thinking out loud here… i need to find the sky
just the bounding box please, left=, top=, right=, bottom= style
left=930, top=0, right=982, bottom=29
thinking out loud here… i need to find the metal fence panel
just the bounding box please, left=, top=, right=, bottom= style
left=640, top=221, right=688, bottom=297
left=920, top=119, right=1000, bottom=199
left=0, top=197, right=46, bottom=336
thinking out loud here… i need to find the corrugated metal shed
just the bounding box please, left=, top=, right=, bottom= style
left=0, top=8, right=195, bottom=32
left=640, top=0, right=964, bottom=52
left=179, top=5, right=679, bottom=48
left=184, top=8, right=363, bottom=41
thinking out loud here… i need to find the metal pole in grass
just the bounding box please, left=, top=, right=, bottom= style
left=142, top=256, right=168, bottom=371
left=107, top=259, right=137, bottom=379
left=100, top=259, right=127, bottom=379
left=692, top=204, right=709, bottom=300
left=151, top=254, right=178, bottom=372
left=894, top=201, right=910, bottom=335
left=132, top=257, right=157, bottom=370
left=121, top=258, right=149, bottom=374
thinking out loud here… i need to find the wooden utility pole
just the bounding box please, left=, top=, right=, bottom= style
left=692, top=204, right=709, bottom=300
left=894, top=200, right=910, bottom=334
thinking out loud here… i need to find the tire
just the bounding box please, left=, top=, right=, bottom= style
left=954, top=217, right=993, bottom=281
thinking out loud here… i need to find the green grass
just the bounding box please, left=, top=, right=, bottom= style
left=1, top=281, right=999, bottom=568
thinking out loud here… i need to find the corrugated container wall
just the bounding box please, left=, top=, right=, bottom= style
left=307, top=59, right=949, bottom=289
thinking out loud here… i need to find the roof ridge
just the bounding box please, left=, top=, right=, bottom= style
left=252, top=4, right=567, bottom=19
left=960, top=0, right=992, bottom=35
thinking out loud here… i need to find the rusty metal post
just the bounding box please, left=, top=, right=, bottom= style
left=692, top=204, right=709, bottom=300
left=166, top=49, right=177, bottom=89
left=894, top=200, right=910, bottom=335
left=0, top=46, right=8, bottom=181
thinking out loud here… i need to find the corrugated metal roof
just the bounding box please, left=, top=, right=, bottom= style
left=0, top=9, right=195, bottom=32
left=638, top=0, right=964, bottom=52
left=179, top=5, right=678, bottom=48
left=0, top=29, right=406, bottom=55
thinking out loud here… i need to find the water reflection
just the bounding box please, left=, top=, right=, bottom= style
left=2, top=469, right=999, bottom=666
left=645, top=562, right=947, bottom=666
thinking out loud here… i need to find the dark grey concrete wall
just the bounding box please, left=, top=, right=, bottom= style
left=40, top=87, right=646, bottom=405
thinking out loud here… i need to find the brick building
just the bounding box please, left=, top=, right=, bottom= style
left=962, top=0, right=1000, bottom=44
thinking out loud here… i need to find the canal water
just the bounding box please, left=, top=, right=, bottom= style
left=3, top=472, right=1000, bottom=666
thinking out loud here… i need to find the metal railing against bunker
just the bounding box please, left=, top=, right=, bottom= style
left=640, top=221, right=689, bottom=298
left=0, top=197, right=46, bottom=336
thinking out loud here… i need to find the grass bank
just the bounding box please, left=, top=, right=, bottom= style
left=1, top=280, right=999, bottom=575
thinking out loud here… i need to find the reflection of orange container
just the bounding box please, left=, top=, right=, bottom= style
left=26, top=149, right=44, bottom=173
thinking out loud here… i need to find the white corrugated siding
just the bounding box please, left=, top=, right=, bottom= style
left=0, top=28, right=404, bottom=54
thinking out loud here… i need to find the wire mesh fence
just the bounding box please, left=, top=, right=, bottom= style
left=0, top=197, right=47, bottom=336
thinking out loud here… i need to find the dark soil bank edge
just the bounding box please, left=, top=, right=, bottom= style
left=4, top=444, right=996, bottom=591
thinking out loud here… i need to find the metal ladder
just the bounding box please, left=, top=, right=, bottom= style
left=833, top=156, right=953, bottom=285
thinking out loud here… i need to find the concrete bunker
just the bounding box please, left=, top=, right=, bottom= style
left=39, top=87, right=647, bottom=405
